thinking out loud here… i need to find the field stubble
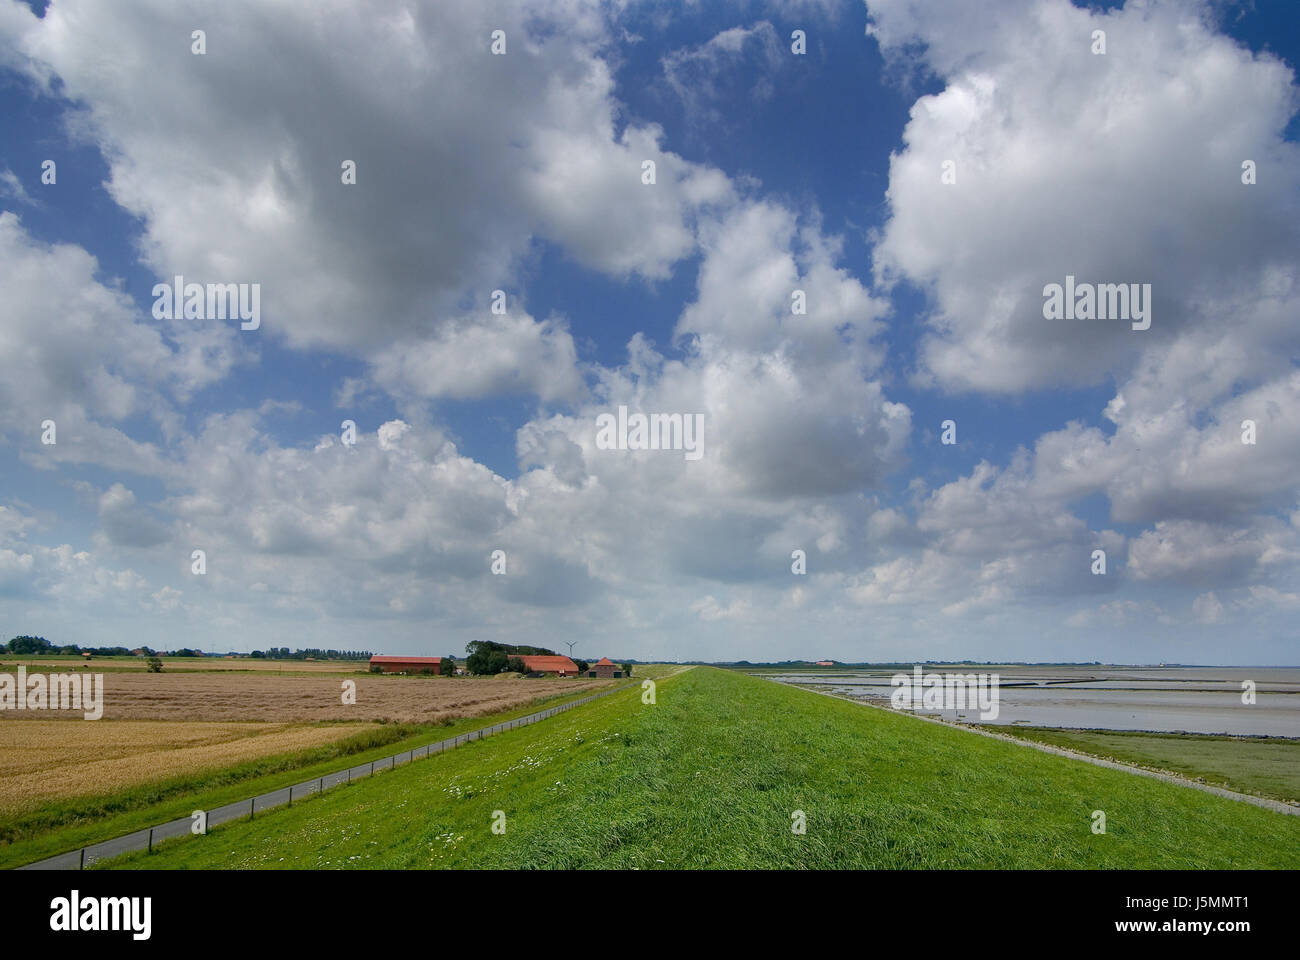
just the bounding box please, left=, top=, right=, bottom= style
left=0, top=671, right=612, bottom=822
left=1, top=671, right=613, bottom=723
left=0, top=720, right=382, bottom=817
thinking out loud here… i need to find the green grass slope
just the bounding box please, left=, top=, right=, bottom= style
left=109, top=667, right=1300, bottom=869
left=2, top=684, right=620, bottom=870
left=990, top=726, right=1300, bottom=803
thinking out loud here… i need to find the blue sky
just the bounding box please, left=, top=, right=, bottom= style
left=1, top=0, right=1298, bottom=664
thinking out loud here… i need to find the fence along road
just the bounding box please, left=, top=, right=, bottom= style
left=18, top=682, right=631, bottom=870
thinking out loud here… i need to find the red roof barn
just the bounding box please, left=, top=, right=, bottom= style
left=370, top=655, right=444, bottom=674
left=515, top=655, right=579, bottom=676
left=591, top=657, right=620, bottom=678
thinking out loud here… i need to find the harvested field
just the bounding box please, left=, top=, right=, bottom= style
left=0, top=672, right=613, bottom=723
left=0, top=719, right=382, bottom=816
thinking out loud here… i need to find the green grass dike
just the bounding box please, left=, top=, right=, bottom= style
left=107, top=667, right=1300, bottom=869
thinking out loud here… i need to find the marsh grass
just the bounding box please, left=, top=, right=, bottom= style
left=988, top=726, right=1300, bottom=803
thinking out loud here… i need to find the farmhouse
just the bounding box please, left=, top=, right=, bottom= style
left=588, top=657, right=622, bottom=679
left=369, top=655, right=444, bottom=674
left=516, top=655, right=579, bottom=677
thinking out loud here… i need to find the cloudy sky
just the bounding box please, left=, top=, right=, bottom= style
left=1, top=0, right=1298, bottom=664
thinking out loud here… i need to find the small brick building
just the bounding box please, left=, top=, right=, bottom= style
left=588, top=657, right=622, bottom=679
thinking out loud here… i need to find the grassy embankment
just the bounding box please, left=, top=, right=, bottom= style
left=987, top=726, right=1300, bottom=804
left=1, top=679, right=635, bottom=870
left=109, top=667, right=1300, bottom=869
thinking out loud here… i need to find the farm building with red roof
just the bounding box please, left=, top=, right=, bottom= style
left=515, top=655, right=579, bottom=676
left=369, top=655, right=444, bottom=674
left=587, top=657, right=624, bottom=678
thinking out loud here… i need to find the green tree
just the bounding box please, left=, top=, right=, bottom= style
left=8, top=636, right=51, bottom=655
left=146, top=657, right=164, bottom=673
left=505, top=656, right=528, bottom=674
left=622, top=663, right=633, bottom=677
left=439, top=656, right=457, bottom=676
left=466, top=640, right=557, bottom=659
left=576, top=659, right=589, bottom=673
left=467, top=648, right=509, bottom=675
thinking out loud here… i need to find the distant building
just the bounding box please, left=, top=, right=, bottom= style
left=516, top=655, right=579, bottom=677
left=588, top=657, right=621, bottom=679
left=816, top=660, right=834, bottom=666
left=370, top=655, right=444, bottom=674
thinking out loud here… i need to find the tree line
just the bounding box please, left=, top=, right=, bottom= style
left=5, top=635, right=138, bottom=657
left=251, top=648, right=374, bottom=661
left=3, top=636, right=372, bottom=660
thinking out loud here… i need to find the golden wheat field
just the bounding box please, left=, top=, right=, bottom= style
left=0, top=671, right=612, bottom=723
left=0, top=719, right=383, bottom=816
left=0, top=672, right=613, bottom=817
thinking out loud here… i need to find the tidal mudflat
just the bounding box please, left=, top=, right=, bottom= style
left=766, top=666, right=1300, bottom=736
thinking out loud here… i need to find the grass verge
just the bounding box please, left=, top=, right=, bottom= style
left=984, top=725, right=1300, bottom=804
